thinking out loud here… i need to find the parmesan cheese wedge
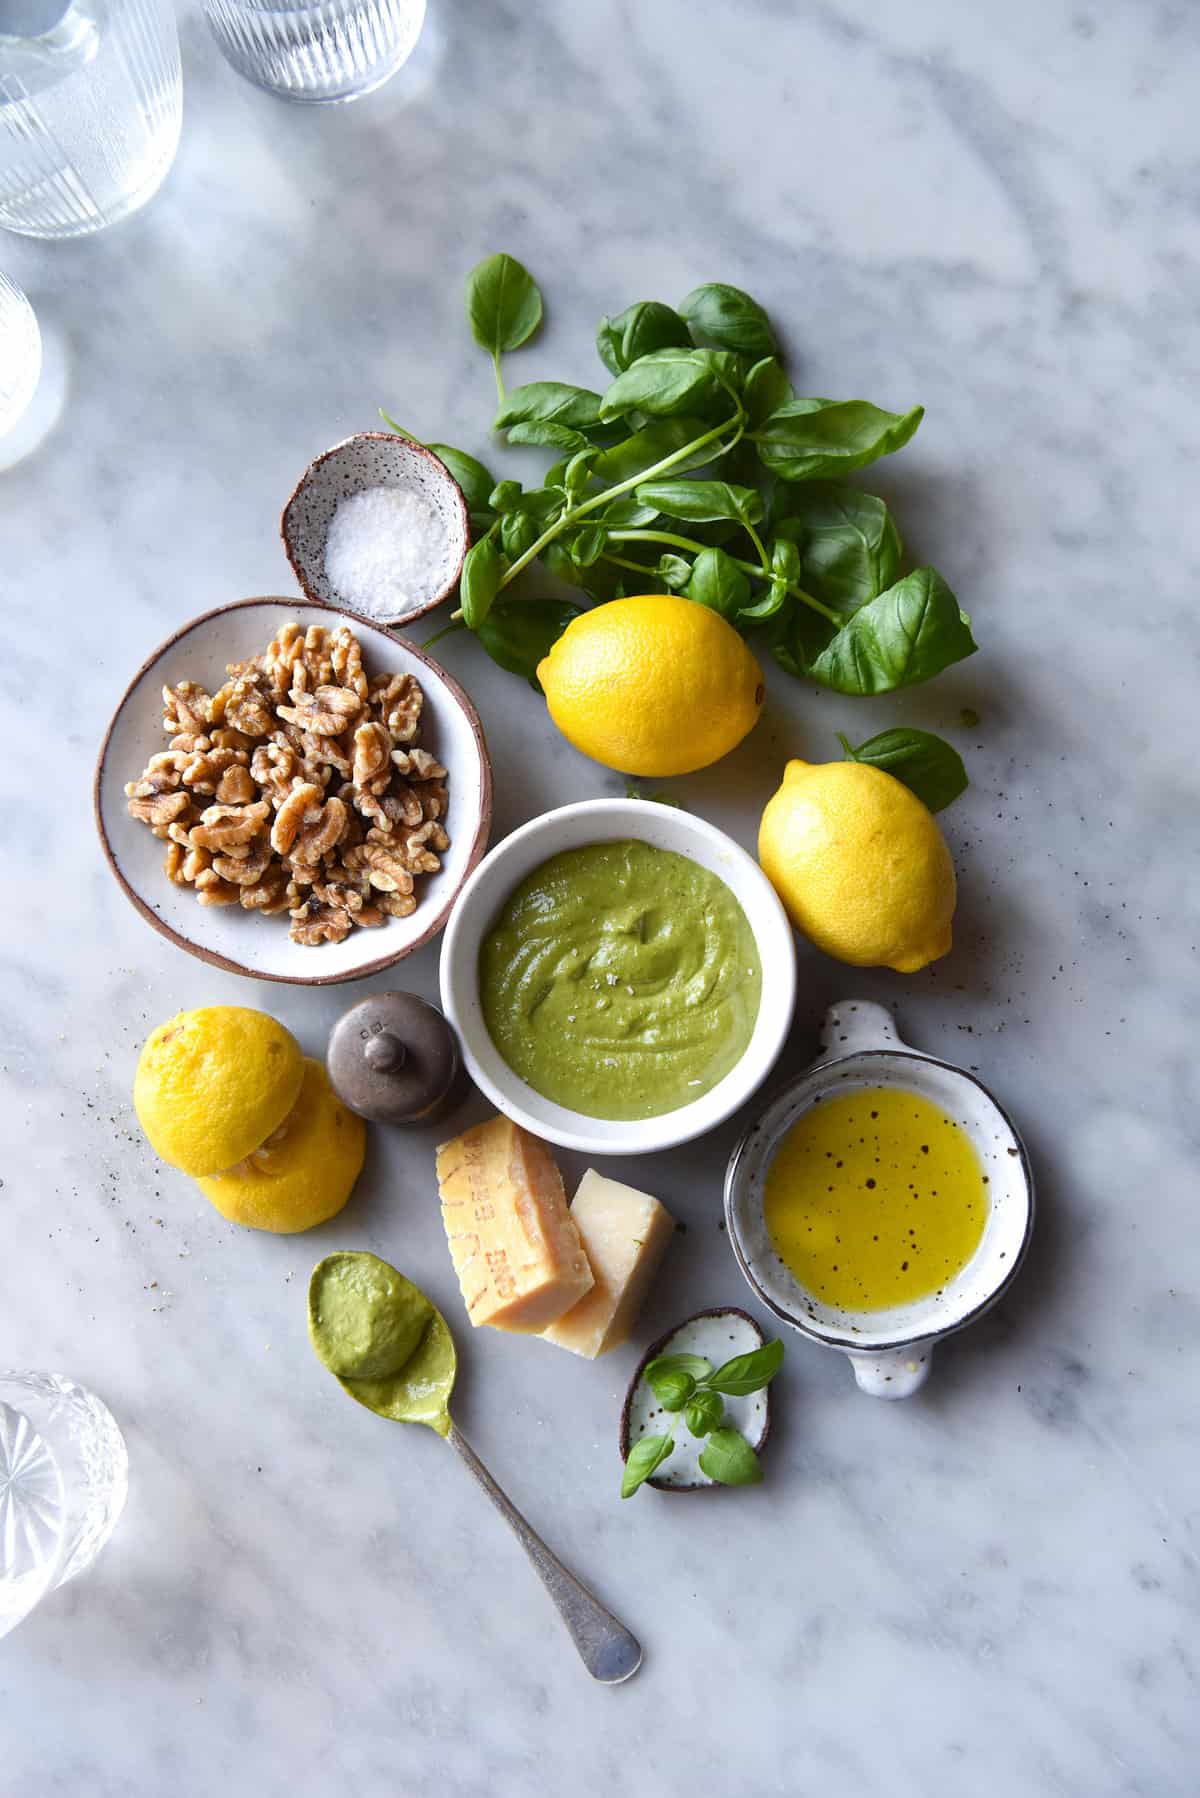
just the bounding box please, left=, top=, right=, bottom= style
left=541, top=1170, right=676, bottom=1359
left=436, top=1116, right=594, bottom=1331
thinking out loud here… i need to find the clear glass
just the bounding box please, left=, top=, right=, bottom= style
left=204, top=0, right=426, bottom=104
left=0, top=1373, right=128, bottom=1639
left=0, top=271, right=41, bottom=432
left=0, top=0, right=182, bottom=239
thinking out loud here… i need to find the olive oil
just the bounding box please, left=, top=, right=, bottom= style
left=763, top=1086, right=987, bottom=1311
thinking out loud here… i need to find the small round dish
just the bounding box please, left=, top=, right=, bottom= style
left=282, top=433, right=470, bottom=626
left=94, top=596, right=492, bottom=987
left=724, top=1001, right=1034, bottom=1397
left=439, top=797, right=797, bottom=1156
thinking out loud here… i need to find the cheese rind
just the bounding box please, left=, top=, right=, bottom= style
left=541, top=1169, right=675, bottom=1358
left=436, top=1116, right=594, bottom=1331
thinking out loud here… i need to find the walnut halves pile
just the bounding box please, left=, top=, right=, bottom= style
left=124, top=622, right=449, bottom=947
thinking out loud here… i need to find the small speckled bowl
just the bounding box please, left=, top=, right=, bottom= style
left=282, top=433, right=470, bottom=625
left=724, top=1001, right=1034, bottom=1398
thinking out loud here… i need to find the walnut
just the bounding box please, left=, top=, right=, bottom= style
left=216, top=764, right=256, bottom=805
left=419, top=782, right=449, bottom=822
left=353, top=721, right=392, bottom=793
left=300, top=729, right=352, bottom=779
left=330, top=626, right=369, bottom=699
left=210, top=726, right=254, bottom=754
left=194, top=868, right=241, bottom=906
left=212, top=843, right=273, bottom=886
left=271, top=782, right=324, bottom=854
left=277, top=684, right=362, bottom=737
left=312, top=881, right=365, bottom=914
left=392, top=745, right=446, bottom=782
left=371, top=672, right=423, bottom=743
left=223, top=676, right=274, bottom=738
left=399, top=820, right=445, bottom=873
left=355, top=903, right=386, bottom=928
left=358, top=784, right=423, bottom=833
left=181, top=746, right=245, bottom=794
left=167, top=731, right=211, bottom=756
left=189, top=798, right=270, bottom=852
left=163, top=842, right=187, bottom=884
left=127, top=790, right=193, bottom=835
left=240, top=871, right=291, bottom=914
left=341, top=843, right=415, bottom=895
left=162, top=681, right=212, bottom=736
left=377, top=891, right=417, bottom=919
left=288, top=902, right=352, bottom=946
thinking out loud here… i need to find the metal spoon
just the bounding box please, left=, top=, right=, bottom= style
left=309, top=1252, right=642, bottom=1684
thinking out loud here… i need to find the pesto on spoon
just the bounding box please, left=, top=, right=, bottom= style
left=307, top=1252, right=642, bottom=1684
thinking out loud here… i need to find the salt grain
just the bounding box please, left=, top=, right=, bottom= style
left=323, top=485, right=451, bottom=620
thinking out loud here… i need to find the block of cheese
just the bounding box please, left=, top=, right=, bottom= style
left=541, top=1169, right=675, bottom=1359
left=436, top=1116, right=594, bottom=1332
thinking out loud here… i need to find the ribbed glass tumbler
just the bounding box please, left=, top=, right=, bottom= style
left=0, top=272, right=41, bottom=434
left=204, top=0, right=427, bottom=104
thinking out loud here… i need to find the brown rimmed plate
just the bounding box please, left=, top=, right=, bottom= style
left=94, top=596, right=492, bottom=987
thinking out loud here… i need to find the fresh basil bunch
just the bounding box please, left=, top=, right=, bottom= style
left=621, top=1339, right=784, bottom=1497
left=382, top=255, right=978, bottom=775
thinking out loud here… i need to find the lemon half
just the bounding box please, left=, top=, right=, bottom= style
left=134, top=1006, right=304, bottom=1177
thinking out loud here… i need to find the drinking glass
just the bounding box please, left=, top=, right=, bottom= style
left=0, top=271, right=40, bottom=432
left=0, top=1373, right=128, bottom=1639
left=204, top=0, right=426, bottom=104
left=0, top=0, right=182, bottom=239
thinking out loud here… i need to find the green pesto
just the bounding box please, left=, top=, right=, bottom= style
left=308, top=1251, right=456, bottom=1437
left=479, top=839, right=762, bottom=1122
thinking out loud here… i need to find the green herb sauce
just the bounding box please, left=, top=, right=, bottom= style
left=479, top=840, right=762, bottom=1121
left=308, top=1252, right=456, bottom=1437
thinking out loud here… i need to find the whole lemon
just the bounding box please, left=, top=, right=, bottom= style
left=758, top=759, right=956, bottom=972
left=196, top=1058, right=365, bottom=1233
left=134, top=1005, right=304, bottom=1177
left=537, top=594, right=764, bottom=776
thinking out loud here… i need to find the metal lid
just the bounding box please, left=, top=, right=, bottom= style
left=327, top=992, right=461, bottom=1125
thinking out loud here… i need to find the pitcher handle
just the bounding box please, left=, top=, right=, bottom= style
left=815, top=999, right=905, bottom=1062
left=847, top=1340, right=936, bottom=1399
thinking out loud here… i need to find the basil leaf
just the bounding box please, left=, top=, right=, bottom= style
left=755, top=399, right=924, bottom=481
left=679, top=282, right=778, bottom=357
left=416, top=445, right=493, bottom=516
left=506, top=421, right=589, bottom=452
left=563, top=448, right=600, bottom=496
left=476, top=599, right=583, bottom=687
left=597, top=301, right=692, bottom=376
left=706, top=1338, right=784, bottom=1397
left=643, top=1352, right=713, bottom=1384
left=635, top=479, right=764, bottom=526
left=645, top=1368, right=696, bottom=1411
left=743, top=356, right=794, bottom=430
left=657, top=553, right=693, bottom=591
left=566, top=524, right=607, bottom=567
left=459, top=534, right=504, bottom=631
left=773, top=484, right=902, bottom=613
left=601, top=496, right=659, bottom=529
left=465, top=252, right=543, bottom=356
left=697, top=1427, right=764, bottom=1487
left=599, top=349, right=718, bottom=421
left=685, top=546, right=750, bottom=619
left=621, top=1433, right=675, bottom=1499
left=838, top=727, right=968, bottom=812
left=739, top=541, right=797, bottom=623
left=489, top=479, right=524, bottom=513
left=500, top=510, right=539, bottom=560
left=807, top=567, right=977, bottom=695
left=495, top=381, right=603, bottom=432
left=684, top=1390, right=724, bottom=1438
left=593, top=417, right=723, bottom=483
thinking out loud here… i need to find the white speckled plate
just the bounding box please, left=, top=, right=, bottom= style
left=94, top=596, right=492, bottom=986
left=725, top=1001, right=1035, bottom=1397
left=282, top=433, right=470, bottom=625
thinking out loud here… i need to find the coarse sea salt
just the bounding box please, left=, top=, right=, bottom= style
left=323, top=484, right=451, bottom=620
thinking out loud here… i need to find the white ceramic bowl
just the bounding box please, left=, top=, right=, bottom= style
left=725, top=1001, right=1035, bottom=1397
left=282, top=433, right=470, bottom=625
left=95, top=596, right=492, bottom=986
left=439, top=798, right=797, bottom=1155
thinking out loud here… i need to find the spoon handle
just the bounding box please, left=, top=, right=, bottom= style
left=446, top=1421, right=642, bottom=1684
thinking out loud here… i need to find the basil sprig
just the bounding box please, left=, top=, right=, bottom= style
left=388, top=256, right=980, bottom=724
left=622, top=1337, right=784, bottom=1498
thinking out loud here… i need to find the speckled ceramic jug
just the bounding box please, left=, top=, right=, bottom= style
left=724, top=1002, right=1035, bottom=1398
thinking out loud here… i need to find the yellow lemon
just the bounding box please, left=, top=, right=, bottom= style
left=134, top=1005, right=304, bottom=1176
left=537, top=593, right=764, bottom=776
left=758, top=759, right=956, bottom=972
left=196, top=1058, right=365, bottom=1233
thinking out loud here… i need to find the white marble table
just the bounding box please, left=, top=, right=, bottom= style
left=3, top=1, right=1197, bottom=1791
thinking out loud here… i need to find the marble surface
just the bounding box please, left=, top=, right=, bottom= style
left=2, top=0, right=1197, bottom=1791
